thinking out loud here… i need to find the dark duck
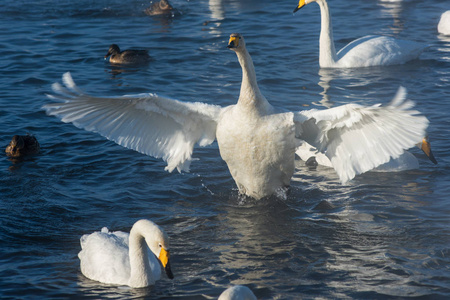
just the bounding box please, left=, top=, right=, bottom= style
left=145, top=0, right=177, bottom=16
left=5, top=134, right=40, bottom=158
left=104, top=44, right=150, bottom=65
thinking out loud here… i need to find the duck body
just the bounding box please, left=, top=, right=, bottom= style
left=105, top=44, right=150, bottom=65
left=78, top=219, right=173, bottom=288
left=5, top=134, right=40, bottom=157
left=294, top=0, right=427, bottom=68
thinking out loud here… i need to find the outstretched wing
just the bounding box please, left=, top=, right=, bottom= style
left=44, top=72, right=222, bottom=172
left=294, top=87, right=429, bottom=183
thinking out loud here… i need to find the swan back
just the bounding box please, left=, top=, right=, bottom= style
left=218, top=285, right=257, bottom=300
left=79, top=227, right=131, bottom=285
left=335, top=35, right=427, bottom=68
left=438, top=11, right=450, bottom=35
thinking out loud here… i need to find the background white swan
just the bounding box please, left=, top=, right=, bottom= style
left=293, top=0, right=427, bottom=68
left=78, top=219, right=174, bottom=288
left=44, top=33, right=430, bottom=199
left=438, top=11, right=450, bottom=35
left=218, top=285, right=257, bottom=300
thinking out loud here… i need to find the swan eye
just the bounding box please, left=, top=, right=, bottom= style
left=158, top=243, right=162, bottom=248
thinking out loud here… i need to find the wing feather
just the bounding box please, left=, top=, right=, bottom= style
left=44, top=72, right=222, bottom=172
left=294, top=87, right=429, bottom=183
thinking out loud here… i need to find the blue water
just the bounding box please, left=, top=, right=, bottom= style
left=1, top=0, right=449, bottom=298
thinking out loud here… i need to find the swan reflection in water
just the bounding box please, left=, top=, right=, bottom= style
left=206, top=0, right=263, bottom=36
left=378, top=0, right=405, bottom=35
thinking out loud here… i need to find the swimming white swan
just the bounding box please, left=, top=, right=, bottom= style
left=78, top=219, right=174, bottom=288
left=218, top=285, right=257, bottom=300
left=293, top=0, right=427, bottom=68
left=44, top=33, right=430, bottom=199
left=438, top=11, right=450, bottom=35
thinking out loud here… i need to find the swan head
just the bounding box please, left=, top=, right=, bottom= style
left=293, top=0, right=315, bottom=13
left=227, top=33, right=246, bottom=52
left=417, top=136, right=438, bottom=165
left=104, top=44, right=120, bottom=59
left=131, top=219, right=174, bottom=279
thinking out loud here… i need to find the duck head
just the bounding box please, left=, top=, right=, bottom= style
left=104, top=44, right=120, bottom=59
left=5, top=135, right=24, bottom=157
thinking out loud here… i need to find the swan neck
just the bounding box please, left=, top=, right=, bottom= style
left=128, top=229, right=153, bottom=287
left=235, top=48, right=269, bottom=111
left=317, top=0, right=337, bottom=67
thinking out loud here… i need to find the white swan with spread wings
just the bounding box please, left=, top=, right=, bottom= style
left=44, top=33, right=431, bottom=199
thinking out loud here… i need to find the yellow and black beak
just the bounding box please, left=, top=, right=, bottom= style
left=227, top=35, right=239, bottom=49
left=293, top=0, right=307, bottom=13
left=420, top=137, right=438, bottom=165
left=159, top=247, right=174, bottom=279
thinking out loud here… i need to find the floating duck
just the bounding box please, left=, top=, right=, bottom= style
left=145, top=0, right=177, bottom=16
left=104, top=44, right=150, bottom=65
left=5, top=134, right=40, bottom=158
